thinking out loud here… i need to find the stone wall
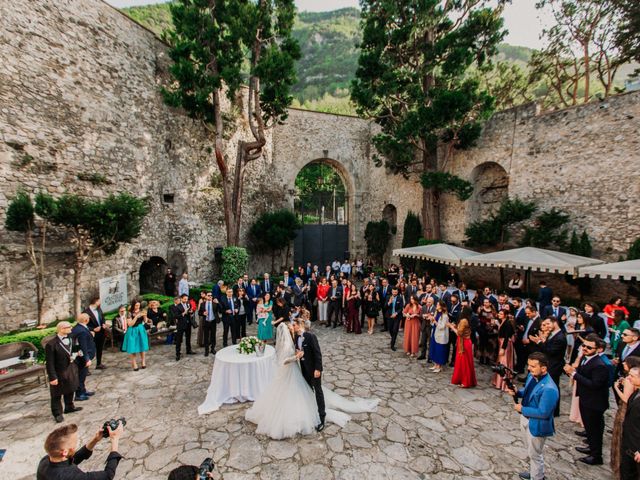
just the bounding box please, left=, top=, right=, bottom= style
left=0, top=0, right=283, bottom=331
left=441, top=94, right=640, bottom=259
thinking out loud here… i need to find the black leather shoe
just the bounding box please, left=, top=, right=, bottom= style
left=575, top=430, right=588, bottom=437
left=204, top=351, right=209, bottom=357
left=96, top=364, right=107, bottom=370
left=85, top=391, right=95, bottom=396
left=575, top=446, right=591, bottom=454
left=176, top=355, right=181, bottom=361
left=315, top=421, right=325, bottom=432
left=55, top=415, right=64, bottom=423
left=578, top=456, right=603, bottom=466
left=187, top=351, right=196, bottom=355
left=417, top=355, right=426, bottom=360
left=391, top=346, right=397, bottom=351
left=449, top=362, right=455, bottom=367
left=64, top=406, right=83, bottom=414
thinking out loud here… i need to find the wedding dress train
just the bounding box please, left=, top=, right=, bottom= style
left=245, top=322, right=379, bottom=439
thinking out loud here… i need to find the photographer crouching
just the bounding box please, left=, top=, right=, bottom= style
left=168, top=458, right=216, bottom=480
left=507, top=352, right=559, bottom=480
left=37, top=419, right=124, bottom=480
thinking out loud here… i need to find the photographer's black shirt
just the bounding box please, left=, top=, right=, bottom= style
left=37, top=446, right=122, bottom=480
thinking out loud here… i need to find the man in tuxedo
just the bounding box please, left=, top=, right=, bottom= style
left=293, top=318, right=325, bottom=431
left=71, top=313, right=96, bottom=401
left=326, top=279, right=343, bottom=329
left=388, top=287, right=405, bottom=351
left=83, top=296, right=107, bottom=370
left=260, top=273, right=273, bottom=297
left=620, top=366, right=640, bottom=480
left=542, top=296, right=567, bottom=331
left=45, top=322, right=82, bottom=423
left=378, top=278, right=391, bottom=332
left=537, top=281, right=553, bottom=315
left=198, top=293, right=218, bottom=356
left=172, top=294, right=195, bottom=361
left=220, top=289, right=240, bottom=347
left=418, top=296, right=436, bottom=361
left=247, top=278, right=262, bottom=325
left=447, top=294, right=461, bottom=367
left=513, top=298, right=529, bottom=374
left=531, top=316, right=567, bottom=417
left=564, top=334, right=609, bottom=465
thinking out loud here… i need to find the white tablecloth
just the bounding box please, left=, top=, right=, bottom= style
left=198, top=344, right=276, bottom=415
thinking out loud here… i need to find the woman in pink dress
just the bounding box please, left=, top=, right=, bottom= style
left=491, top=309, right=516, bottom=391
left=402, top=295, right=421, bottom=357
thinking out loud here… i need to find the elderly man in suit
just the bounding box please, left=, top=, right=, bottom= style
left=71, top=314, right=96, bottom=402
left=46, top=322, right=82, bottom=423
left=564, top=334, right=610, bottom=466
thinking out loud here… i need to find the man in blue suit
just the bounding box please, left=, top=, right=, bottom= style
left=246, top=278, right=262, bottom=325
left=71, top=313, right=96, bottom=401
left=509, top=352, right=559, bottom=480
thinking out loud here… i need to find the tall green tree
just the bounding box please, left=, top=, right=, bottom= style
left=400, top=211, right=422, bottom=270
left=50, top=194, right=148, bottom=317
left=530, top=0, right=622, bottom=109
left=351, top=0, right=506, bottom=240
left=613, top=0, right=640, bottom=70
left=249, top=209, right=301, bottom=272
left=364, top=220, right=391, bottom=266
left=163, top=0, right=300, bottom=246
left=5, top=191, right=56, bottom=326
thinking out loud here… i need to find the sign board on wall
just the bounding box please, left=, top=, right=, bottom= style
left=99, top=273, right=128, bottom=313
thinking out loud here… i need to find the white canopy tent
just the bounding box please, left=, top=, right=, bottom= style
left=461, top=246, right=605, bottom=276
left=578, top=259, right=640, bottom=281
left=392, top=243, right=480, bottom=266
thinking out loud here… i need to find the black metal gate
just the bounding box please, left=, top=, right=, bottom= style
left=294, top=224, right=349, bottom=268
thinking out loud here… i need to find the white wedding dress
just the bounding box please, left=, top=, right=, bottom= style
left=245, top=323, right=379, bottom=439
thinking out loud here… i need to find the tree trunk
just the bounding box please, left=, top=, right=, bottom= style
left=421, top=147, right=442, bottom=240
left=73, top=257, right=83, bottom=319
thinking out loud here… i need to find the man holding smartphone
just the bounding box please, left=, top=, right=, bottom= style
left=36, top=422, right=123, bottom=479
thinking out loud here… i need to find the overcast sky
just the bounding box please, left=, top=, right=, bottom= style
left=105, top=0, right=550, bottom=49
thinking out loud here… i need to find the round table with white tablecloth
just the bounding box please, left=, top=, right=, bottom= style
left=197, top=344, right=276, bottom=415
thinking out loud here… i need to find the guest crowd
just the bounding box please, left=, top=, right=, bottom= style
left=42, top=259, right=640, bottom=480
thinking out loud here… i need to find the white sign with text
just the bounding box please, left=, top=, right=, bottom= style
left=99, top=273, right=128, bottom=313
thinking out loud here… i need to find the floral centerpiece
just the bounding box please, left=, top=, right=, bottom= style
left=237, top=336, right=261, bottom=355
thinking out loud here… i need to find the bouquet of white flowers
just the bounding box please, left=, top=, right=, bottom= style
left=237, top=336, right=261, bottom=355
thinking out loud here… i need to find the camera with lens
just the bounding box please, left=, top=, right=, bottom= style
left=102, top=417, right=126, bottom=438
left=198, top=458, right=215, bottom=480
left=491, top=363, right=518, bottom=403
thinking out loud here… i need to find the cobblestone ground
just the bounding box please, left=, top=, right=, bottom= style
left=1, top=323, right=614, bottom=479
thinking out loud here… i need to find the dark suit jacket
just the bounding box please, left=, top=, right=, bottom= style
left=247, top=284, right=262, bottom=303
left=514, top=307, right=528, bottom=339
left=448, top=303, right=461, bottom=324
left=387, top=295, right=405, bottom=319
left=525, top=316, right=543, bottom=354
left=220, top=296, right=240, bottom=324
left=615, top=342, right=640, bottom=378
left=378, top=286, right=391, bottom=312
left=297, top=331, right=322, bottom=376
left=328, top=286, right=343, bottom=304
left=260, top=280, right=274, bottom=296
left=539, top=330, right=567, bottom=379
left=84, top=306, right=105, bottom=332
left=282, top=276, right=295, bottom=288
left=574, top=355, right=610, bottom=412
left=170, top=302, right=191, bottom=329
left=537, top=287, right=553, bottom=311
left=622, top=390, right=640, bottom=453
left=71, top=324, right=96, bottom=366
left=45, top=336, right=79, bottom=396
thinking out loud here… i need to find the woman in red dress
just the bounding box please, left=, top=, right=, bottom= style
left=316, top=277, right=330, bottom=325
left=402, top=295, right=421, bottom=357
left=345, top=284, right=361, bottom=334
left=448, top=315, right=477, bottom=388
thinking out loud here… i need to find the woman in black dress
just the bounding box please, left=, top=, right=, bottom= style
left=363, top=284, right=380, bottom=335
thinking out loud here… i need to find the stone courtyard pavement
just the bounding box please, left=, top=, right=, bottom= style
left=1, top=323, right=613, bottom=480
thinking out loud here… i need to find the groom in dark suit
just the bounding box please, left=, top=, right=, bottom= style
left=293, top=319, right=326, bottom=431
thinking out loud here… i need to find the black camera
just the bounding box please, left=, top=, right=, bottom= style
left=102, top=417, right=126, bottom=438
left=198, top=458, right=214, bottom=480
left=491, top=363, right=518, bottom=403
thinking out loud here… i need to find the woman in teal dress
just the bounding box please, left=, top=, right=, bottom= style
left=122, top=299, right=150, bottom=371
left=257, top=293, right=274, bottom=342
left=609, top=310, right=631, bottom=353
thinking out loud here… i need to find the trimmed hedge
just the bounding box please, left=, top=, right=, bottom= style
left=0, top=327, right=57, bottom=362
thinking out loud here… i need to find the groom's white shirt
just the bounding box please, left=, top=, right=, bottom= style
left=297, top=332, right=304, bottom=351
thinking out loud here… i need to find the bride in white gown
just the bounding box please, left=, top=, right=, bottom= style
left=245, top=321, right=379, bottom=440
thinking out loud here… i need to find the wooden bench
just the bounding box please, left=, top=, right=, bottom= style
left=0, top=341, right=47, bottom=389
